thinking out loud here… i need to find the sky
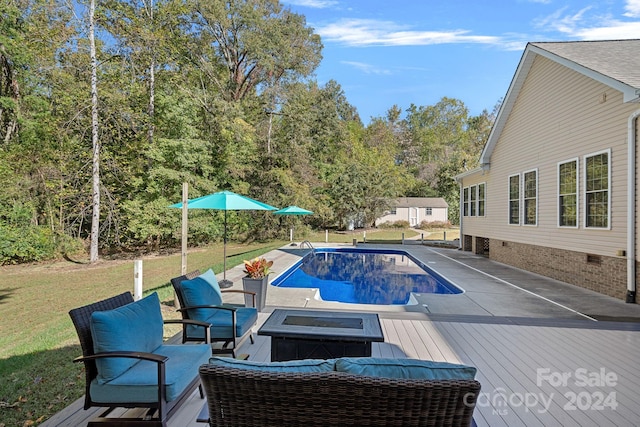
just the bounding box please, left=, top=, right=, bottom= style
left=281, top=0, right=640, bottom=124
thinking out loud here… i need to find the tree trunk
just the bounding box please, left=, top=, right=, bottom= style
left=147, top=0, right=155, bottom=145
left=89, top=0, right=100, bottom=263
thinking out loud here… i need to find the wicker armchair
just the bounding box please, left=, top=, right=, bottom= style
left=199, top=363, right=481, bottom=427
left=171, top=270, right=257, bottom=357
left=69, top=292, right=211, bottom=426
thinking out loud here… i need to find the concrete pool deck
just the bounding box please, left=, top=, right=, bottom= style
left=221, top=242, right=640, bottom=324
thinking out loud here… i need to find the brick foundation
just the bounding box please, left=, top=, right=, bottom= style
left=472, top=237, right=636, bottom=302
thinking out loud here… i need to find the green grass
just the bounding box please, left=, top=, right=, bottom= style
left=0, top=228, right=453, bottom=426
left=0, top=241, right=281, bottom=427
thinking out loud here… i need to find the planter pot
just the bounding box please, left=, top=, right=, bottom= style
left=242, top=275, right=268, bottom=312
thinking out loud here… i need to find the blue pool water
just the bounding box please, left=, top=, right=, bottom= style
left=271, top=248, right=462, bottom=305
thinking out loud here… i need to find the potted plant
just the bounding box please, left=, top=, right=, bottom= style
left=242, top=257, right=273, bottom=311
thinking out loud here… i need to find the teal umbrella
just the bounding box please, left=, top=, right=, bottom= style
left=273, top=205, right=313, bottom=243
left=171, top=190, right=277, bottom=287
left=273, top=205, right=313, bottom=215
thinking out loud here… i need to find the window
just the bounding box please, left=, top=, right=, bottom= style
left=390, top=208, right=397, bottom=214
left=478, top=183, right=486, bottom=217
left=584, top=150, right=610, bottom=228
left=425, top=207, right=433, bottom=216
left=523, top=169, right=537, bottom=225
left=463, top=187, right=469, bottom=216
left=470, top=185, right=477, bottom=216
left=508, top=174, right=520, bottom=225
left=558, top=159, right=578, bottom=227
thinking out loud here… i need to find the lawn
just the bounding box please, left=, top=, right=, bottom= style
left=0, top=227, right=455, bottom=425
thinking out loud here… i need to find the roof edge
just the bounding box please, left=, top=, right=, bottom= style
left=480, top=41, right=640, bottom=165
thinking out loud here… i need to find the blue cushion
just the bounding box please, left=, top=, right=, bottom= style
left=181, top=276, right=223, bottom=320
left=335, top=357, right=477, bottom=380
left=198, top=269, right=221, bottom=295
left=90, top=343, right=211, bottom=403
left=90, top=293, right=164, bottom=383
left=209, top=356, right=335, bottom=373
left=185, top=306, right=257, bottom=340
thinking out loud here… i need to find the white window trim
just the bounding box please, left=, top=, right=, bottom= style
left=463, top=186, right=470, bottom=217
left=508, top=173, right=521, bottom=225
left=477, top=182, right=486, bottom=217
left=470, top=184, right=477, bottom=217
left=583, top=149, right=611, bottom=230
left=557, top=158, right=579, bottom=229
left=523, top=168, right=538, bottom=227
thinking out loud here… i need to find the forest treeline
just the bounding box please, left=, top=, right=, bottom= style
left=0, top=0, right=497, bottom=264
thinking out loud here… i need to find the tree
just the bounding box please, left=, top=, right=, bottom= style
left=186, top=0, right=322, bottom=102
left=89, top=0, right=101, bottom=262
left=0, top=2, right=22, bottom=144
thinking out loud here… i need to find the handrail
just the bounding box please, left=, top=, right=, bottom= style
left=299, top=240, right=315, bottom=250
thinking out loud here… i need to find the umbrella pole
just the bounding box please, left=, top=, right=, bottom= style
left=220, top=210, right=232, bottom=288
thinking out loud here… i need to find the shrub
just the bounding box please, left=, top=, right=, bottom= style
left=417, top=220, right=452, bottom=230
left=377, top=221, right=395, bottom=229
left=0, top=224, right=56, bottom=264
left=391, top=220, right=410, bottom=229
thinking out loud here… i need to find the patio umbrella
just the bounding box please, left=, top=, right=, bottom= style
left=273, top=205, right=313, bottom=243
left=273, top=205, right=313, bottom=215
left=171, top=190, right=277, bottom=287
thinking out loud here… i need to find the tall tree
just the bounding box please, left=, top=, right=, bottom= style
left=186, top=0, right=322, bottom=102
left=89, top=0, right=101, bottom=262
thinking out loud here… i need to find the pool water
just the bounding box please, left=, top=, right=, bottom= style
left=271, top=248, right=462, bottom=305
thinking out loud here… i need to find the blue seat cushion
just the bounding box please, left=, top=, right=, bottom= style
left=335, top=357, right=477, bottom=380
left=186, top=306, right=257, bottom=340
left=209, top=356, right=335, bottom=373
left=90, top=292, right=164, bottom=383
left=90, top=343, right=211, bottom=403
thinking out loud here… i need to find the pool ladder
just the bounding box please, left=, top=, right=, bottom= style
left=300, top=240, right=315, bottom=251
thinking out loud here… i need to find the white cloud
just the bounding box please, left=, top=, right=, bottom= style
left=573, top=20, right=640, bottom=39
left=624, top=0, right=640, bottom=17
left=317, top=18, right=502, bottom=47
left=342, top=61, right=392, bottom=75
left=283, top=0, right=337, bottom=8
left=534, top=6, right=593, bottom=34
left=535, top=5, right=640, bottom=40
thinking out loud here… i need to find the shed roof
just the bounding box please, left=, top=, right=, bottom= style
left=394, top=197, right=448, bottom=208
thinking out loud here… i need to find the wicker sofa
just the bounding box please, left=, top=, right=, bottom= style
left=199, top=357, right=481, bottom=427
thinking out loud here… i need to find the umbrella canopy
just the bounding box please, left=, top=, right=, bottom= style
left=170, top=190, right=277, bottom=287
left=171, top=190, right=277, bottom=211
left=273, top=205, right=313, bottom=215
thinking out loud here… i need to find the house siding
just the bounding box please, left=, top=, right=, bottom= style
left=459, top=54, right=640, bottom=302
left=376, top=207, right=448, bottom=226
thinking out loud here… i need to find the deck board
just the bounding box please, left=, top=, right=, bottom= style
left=433, top=320, right=640, bottom=427
left=42, top=313, right=640, bottom=427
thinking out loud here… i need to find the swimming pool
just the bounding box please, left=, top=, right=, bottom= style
left=271, top=248, right=462, bottom=305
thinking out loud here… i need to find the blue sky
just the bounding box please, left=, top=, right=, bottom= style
left=282, top=0, right=640, bottom=123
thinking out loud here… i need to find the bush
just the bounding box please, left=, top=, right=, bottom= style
left=417, top=220, right=452, bottom=230
left=392, top=220, right=411, bottom=229
left=0, top=224, right=55, bottom=264
left=377, top=221, right=395, bottom=229
left=378, top=220, right=411, bottom=229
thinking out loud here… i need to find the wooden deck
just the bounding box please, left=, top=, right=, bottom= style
left=43, top=311, right=640, bottom=427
